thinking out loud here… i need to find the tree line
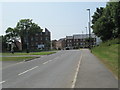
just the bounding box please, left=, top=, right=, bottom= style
left=91, top=2, right=120, bottom=41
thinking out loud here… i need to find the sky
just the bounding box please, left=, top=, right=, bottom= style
left=0, top=2, right=107, bottom=40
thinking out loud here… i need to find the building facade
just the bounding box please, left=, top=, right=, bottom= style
left=55, top=38, right=65, bottom=50
left=53, top=34, right=101, bottom=50
left=29, top=28, right=51, bottom=51
left=65, top=34, right=101, bottom=49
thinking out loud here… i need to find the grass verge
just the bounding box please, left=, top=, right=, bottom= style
left=2, top=51, right=56, bottom=56
left=92, top=38, right=119, bottom=78
left=1, top=57, right=38, bottom=61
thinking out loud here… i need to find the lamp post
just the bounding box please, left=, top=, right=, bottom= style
left=23, top=23, right=29, bottom=53
left=87, top=9, right=91, bottom=49
left=26, top=26, right=29, bottom=53
left=85, top=27, right=87, bottom=48
left=85, top=27, right=87, bottom=37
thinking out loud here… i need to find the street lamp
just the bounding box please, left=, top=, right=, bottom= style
left=26, top=26, right=29, bottom=53
left=87, top=9, right=91, bottom=49
left=23, top=23, right=29, bottom=53
left=85, top=27, right=87, bottom=48
left=85, top=27, right=87, bottom=36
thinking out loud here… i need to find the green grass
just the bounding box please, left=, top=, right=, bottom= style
left=92, top=38, right=119, bottom=78
left=2, top=51, right=56, bottom=56
left=1, top=57, right=37, bottom=61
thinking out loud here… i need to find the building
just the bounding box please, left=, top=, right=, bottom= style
left=52, top=38, right=65, bottom=50
left=51, top=40, right=57, bottom=50
left=65, top=34, right=101, bottom=49
left=29, top=28, right=51, bottom=51
left=55, top=38, right=65, bottom=50
left=52, top=34, right=101, bottom=50
left=65, top=36, right=73, bottom=49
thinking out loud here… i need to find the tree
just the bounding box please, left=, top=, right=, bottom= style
left=92, top=7, right=104, bottom=25
left=92, top=2, right=120, bottom=41
left=15, top=19, right=43, bottom=51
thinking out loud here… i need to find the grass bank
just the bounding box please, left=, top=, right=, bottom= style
left=2, top=51, right=56, bottom=56
left=91, top=38, right=119, bottom=78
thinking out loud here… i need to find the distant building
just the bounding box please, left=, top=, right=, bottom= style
left=65, top=34, right=101, bottom=49
left=53, top=34, right=101, bottom=50
left=52, top=40, right=57, bottom=50
left=55, top=38, right=65, bottom=50
left=65, top=36, right=73, bottom=49
left=29, top=28, right=51, bottom=51
left=52, top=33, right=102, bottom=50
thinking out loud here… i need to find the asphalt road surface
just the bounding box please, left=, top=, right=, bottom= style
left=1, top=49, right=118, bottom=88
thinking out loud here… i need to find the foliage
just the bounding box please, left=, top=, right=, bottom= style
left=15, top=19, right=42, bottom=50
left=92, top=2, right=120, bottom=41
left=5, top=19, right=43, bottom=51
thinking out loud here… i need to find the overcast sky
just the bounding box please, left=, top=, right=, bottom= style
left=1, top=2, right=106, bottom=40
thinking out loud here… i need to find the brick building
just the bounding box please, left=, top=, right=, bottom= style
left=55, top=38, right=65, bottom=50
left=29, top=28, right=51, bottom=51
left=65, top=34, right=100, bottom=49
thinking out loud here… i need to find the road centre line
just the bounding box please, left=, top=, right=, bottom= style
left=0, top=81, right=6, bottom=84
left=71, top=53, right=82, bottom=88
left=18, top=66, right=39, bottom=76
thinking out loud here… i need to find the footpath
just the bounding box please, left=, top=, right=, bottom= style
left=75, top=49, right=118, bottom=88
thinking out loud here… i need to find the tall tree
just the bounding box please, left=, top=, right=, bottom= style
left=92, top=2, right=119, bottom=41
left=15, top=19, right=42, bottom=50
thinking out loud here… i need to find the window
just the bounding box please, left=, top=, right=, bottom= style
left=36, top=42, right=38, bottom=45
left=31, top=37, right=33, bottom=41
left=36, top=33, right=39, bottom=36
left=46, top=37, right=48, bottom=40
left=41, top=37, right=42, bottom=40
left=36, top=37, right=38, bottom=41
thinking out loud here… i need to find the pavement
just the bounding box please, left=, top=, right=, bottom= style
left=75, top=49, right=118, bottom=88
left=0, top=49, right=118, bottom=88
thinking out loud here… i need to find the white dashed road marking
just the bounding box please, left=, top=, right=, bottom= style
left=18, top=66, right=39, bottom=76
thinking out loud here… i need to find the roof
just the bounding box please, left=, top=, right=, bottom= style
left=66, top=36, right=73, bottom=39
left=73, top=34, right=96, bottom=39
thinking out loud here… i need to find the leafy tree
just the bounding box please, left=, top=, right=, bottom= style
left=15, top=19, right=43, bottom=50
left=92, top=2, right=120, bottom=41
left=92, top=7, right=104, bottom=25
left=6, top=27, right=18, bottom=40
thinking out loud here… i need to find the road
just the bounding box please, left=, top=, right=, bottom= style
left=1, top=49, right=118, bottom=88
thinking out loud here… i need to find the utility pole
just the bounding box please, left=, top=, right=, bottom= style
left=87, top=9, right=91, bottom=49
left=82, top=31, right=84, bottom=48
left=24, top=23, right=29, bottom=53
left=85, top=27, right=87, bottom=48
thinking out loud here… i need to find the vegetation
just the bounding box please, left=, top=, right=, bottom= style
left=2, top=51, right=56, bottom=56
left=2, top=19, right=43, bottom=52
left=92, top=2, right=120, bottom=41
left=92, top=38, right=119, bottom=78
left=1, top=57, right=37, bottom=61
left=91, top=2, right=120, bottom=78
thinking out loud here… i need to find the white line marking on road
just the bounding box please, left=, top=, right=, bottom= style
left=43, top=61, right=49, bottom=64
left=0, top=81, right=6, bottom=84
left=54, top=57, right=59, bottom=60
left=43, top=60, right=52, bottom=64
left=71, top=53, right=82, bottom=88
left=49, top=60, right=52, bottom=62
left=18, top=66, right=39, bottom=76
